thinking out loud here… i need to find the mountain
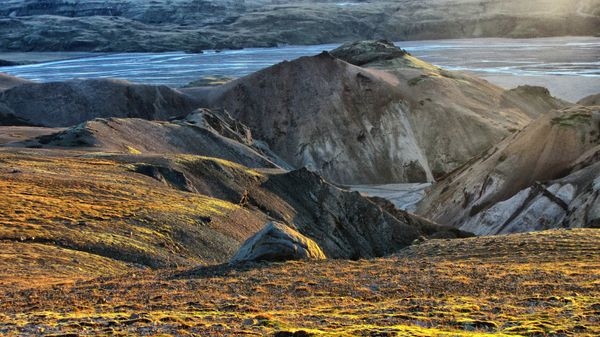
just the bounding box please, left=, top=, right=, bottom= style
left=417, top=105, right=600, bottom=235
left=0, top=78, right=201, bottom=127
left=14, top=108, right=286, bottom=169
left=188, top=41, right=567, bottom=184
left=0, top=0, right=598, bottom=52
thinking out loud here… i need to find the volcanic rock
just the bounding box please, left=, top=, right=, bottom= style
left=231, top=221, right=326, bottom=263
left=330, top=40, right=408, bottom=66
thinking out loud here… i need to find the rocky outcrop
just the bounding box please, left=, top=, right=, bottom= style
left=417, top=105, right=600, bottom=235
left=192, top=41, right=567, bottom=184
left=231, top=221, right=326, bottom=263
left=330, top=40, right=408, bottom=66
left=0, top=78, right=200, bottom=127
left=262, top=168, right=433, bottom=259
left=0, top=1, right=598, bottom=52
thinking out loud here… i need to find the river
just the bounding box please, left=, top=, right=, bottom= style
left=1, top=36, right=599, bottom=101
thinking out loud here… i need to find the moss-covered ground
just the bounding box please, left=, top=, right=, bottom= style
left=1, top=229, right=597, bottom=336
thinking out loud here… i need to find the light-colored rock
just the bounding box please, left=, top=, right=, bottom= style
left=231, top=221, right=326, bottom=263
left=418, top=105, right=600, bottom=234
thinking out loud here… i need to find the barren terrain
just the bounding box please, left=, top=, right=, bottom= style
left=1, top=229, right=598, bottom=336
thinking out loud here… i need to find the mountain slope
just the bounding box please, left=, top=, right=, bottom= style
left=191, top=41, right=568, bottom=184
left=417, top=105, right=600, bottom=234
left=14, top=109, right=284, bottom=169
left=0, top=78, right=201, bottom=127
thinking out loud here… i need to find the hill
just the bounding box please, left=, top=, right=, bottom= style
left=417, top=105, right=600, bottom=235
left=0, top=78, right=201, bottom=127
left=0, top=0, right=598, bottom=52
left=189, top=41, right=567, bottom=184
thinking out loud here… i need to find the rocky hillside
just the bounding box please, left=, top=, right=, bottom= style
left=0, top=146, right=467, bottom=275
left=0, top=78, right=201, bottom=126
left=13, top=109, right=286, bottom=169
left=190, top=41, right=567, bottom=184
left=417, top=105, right=600, bottom=235
left=0, top=0, right=598, bottom=51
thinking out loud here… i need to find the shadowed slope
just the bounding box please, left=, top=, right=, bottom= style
left=0, top=78, right=200, bottom=127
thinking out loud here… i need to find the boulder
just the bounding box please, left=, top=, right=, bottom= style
left=231, top=222, right=326, bottom=263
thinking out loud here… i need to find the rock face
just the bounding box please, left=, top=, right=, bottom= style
left=261, top=168, right=458, bottom=259
left=0, top=78, right=200, bottom=127
left=21, top=108, right=284, bottom=169
left=417, top=105, right=600, bottom=235
left=330, top=40, right=408, bottom=66
left=231, top=221, right=326, bottom=263
left=192, top=41, right=567, bottom=184
left=0, top=0, right=598, bottom=51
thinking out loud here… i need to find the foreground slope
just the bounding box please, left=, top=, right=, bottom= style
left=1, top=229, right=598, bottom=336
left=0, top=146, right=463, bottom=288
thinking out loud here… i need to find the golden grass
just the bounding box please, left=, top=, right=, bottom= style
left=0, top=150, right=267, bottom=276
left=0, top=229, right=598, bottom=336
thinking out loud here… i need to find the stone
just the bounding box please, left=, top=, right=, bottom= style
left=230, top=222, right=326, bottom=263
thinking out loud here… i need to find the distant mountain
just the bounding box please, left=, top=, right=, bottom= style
left=0, top=0, right=598, bottom=52
left=0, top=78, right=200, bottom=126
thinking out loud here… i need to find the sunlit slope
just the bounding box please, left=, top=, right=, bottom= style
left=0, top=229, right=597, bottom=336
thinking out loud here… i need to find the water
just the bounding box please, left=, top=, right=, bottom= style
left=1, top=37, right=598, bottom=100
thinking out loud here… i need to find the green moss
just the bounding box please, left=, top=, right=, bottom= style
left=551, top=112, right=592, bottom=127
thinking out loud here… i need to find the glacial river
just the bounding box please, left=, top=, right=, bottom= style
left=1, top=36, right=599, bottom=101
